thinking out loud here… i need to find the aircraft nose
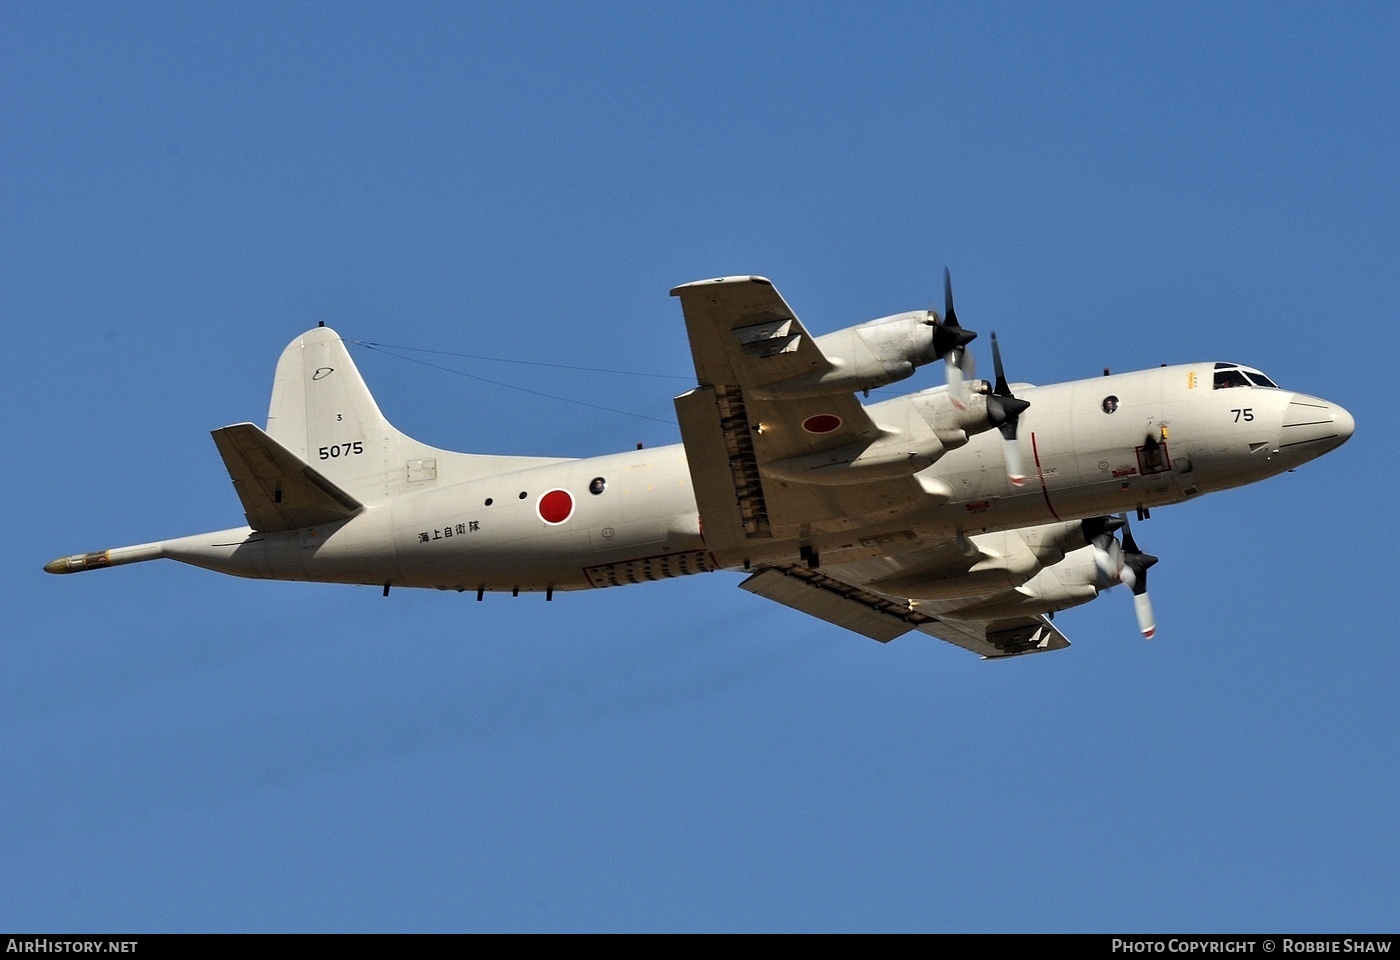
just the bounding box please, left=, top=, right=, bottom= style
left=1332, top=402, right=1355, bottom=445
left=1279, top=394, right=1355, bottom=459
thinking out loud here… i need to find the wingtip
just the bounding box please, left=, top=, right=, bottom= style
left=670, top=275, right=772, bottom=297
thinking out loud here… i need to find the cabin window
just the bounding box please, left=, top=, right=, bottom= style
left=1102, top=396, right=1119, bottom=414
left=589, top=477, right=607, bottom=495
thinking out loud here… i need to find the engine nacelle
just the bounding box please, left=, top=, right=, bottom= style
left=764, top=426, right=948, bottom=486
left=764, top=379, right=1046, bottom=487
left=764, top=384, right=982, bottom=487
left=931, top=544, right=1106, bottom=621
left=750, top=311, right=939, bottom=399
left=906, top=384, right=1003, bottom=450
left=873, top=527, right=1043, bottom=600
left=887, top=521, right=1113, bottom=612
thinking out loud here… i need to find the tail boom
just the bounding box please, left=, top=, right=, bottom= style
left=44, top=541, right=163, bottom=574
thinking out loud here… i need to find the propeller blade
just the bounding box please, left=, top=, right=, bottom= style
left=1119, top=514, right=1150, bottom=559
left=991, top=331, right=1011, bottom=397
left=943, top=267, right=958, bottom=329
left=1117, top=514, right=1160, bottom=638
left=1133, top=592, right=1157, bottom=639
left=946, top=347, right=975, bottom=408
left=1001, top=432, right=1026, bottom=486
left=1093, top=541, right=1118, bottom=584
left=946, top=351, right=965, bottom=407
left=986, top=332, right=1029, bottom=485
left=935, top=268, right=978, bottom=407
left=1082, top=516, right=1124, bottom=584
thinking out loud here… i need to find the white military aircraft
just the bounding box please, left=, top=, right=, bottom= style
left=46, top=273, right=1354, bottom=657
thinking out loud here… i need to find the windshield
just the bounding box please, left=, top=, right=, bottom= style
left=1213, top=363, right=1278, bottom=390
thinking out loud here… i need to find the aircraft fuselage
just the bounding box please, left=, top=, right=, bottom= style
left=140, top=361, right=1351, bottom=598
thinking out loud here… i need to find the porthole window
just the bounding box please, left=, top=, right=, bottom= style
left=484, top=498, right=493, bottom=506
left=589, top=477, right=607, bottom=495
left=1102, top=395, right=1119, bottom=414
left=518, top=491, right=528, bottom=499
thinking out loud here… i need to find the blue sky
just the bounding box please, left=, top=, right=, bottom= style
left=3, top=2, right=1396, bottom=932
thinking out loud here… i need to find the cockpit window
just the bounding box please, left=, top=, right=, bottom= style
left=1213, top=368, right=1251, bottom=389
left=1212, top=363, right=1278, bottom=390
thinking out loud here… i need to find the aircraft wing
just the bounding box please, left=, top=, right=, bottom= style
left=675, top=276, right=836, bottom=391
left=672, top=276, right=938, bottom=563
left=673, top=276, right=1073, bottom=659
left=740, top=561, right=1071, bottom=658
left=914, top=613, right=1070, bottom=659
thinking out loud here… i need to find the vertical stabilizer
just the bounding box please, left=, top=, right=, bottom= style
left=264, top=327, right=569, bottom=503
left=266, top=327, right=399, bottom=499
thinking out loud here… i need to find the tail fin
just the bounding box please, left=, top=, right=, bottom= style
left=264, top=327, right=567, bottom=502
left=265, top=326, right=402, bottom=499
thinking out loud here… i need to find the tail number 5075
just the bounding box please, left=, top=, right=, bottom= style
left=319, top=442, right=364, bottom=459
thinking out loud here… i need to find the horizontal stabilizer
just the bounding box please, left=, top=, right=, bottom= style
left=211, top=423, right=363, bottom=532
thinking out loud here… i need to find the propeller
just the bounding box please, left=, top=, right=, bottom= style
left=985, top=332, right=1030, bottom=485
left=931, top=268, right=977, bottom=407
left=1082, top=515, right=1125, bottom=584
left=1082, top=514, right=1160, bottom=638
left=1117, top=514, right=1159, bottom=639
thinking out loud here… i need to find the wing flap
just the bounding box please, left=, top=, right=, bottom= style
left=675, top=386, right=771, bottom=556
left=211, top=423, right=364, bottom=532
left=740, top=564, right=940, bottom=643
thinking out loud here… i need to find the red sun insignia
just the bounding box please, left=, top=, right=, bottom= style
left=538, top=489, right=574, bottom=524
left=802, top=414, right=842, bottom=434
